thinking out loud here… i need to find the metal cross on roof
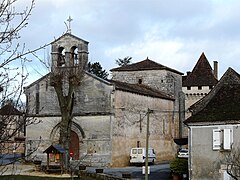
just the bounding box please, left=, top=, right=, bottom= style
left=66, top=16, right=73, bottom=33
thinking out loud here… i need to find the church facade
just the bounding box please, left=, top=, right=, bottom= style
left=24, top=33, right=184, bottom=167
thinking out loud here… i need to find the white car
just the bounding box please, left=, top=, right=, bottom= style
left=178, top=149, right=188, bottom=158
left=130, top=148, right=156, bottom=164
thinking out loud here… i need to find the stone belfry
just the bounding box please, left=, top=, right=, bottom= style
left=50, top=33, right=89, bottom=85
left=49, top=32, right=89, bottom=169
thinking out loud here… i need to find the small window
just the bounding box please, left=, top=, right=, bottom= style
left=132, top=149, right=137, bottom=154
left=213, top=129, right=233, bottom=151
left=92, top=134, right=97, bottom=139
left=137, top=141, right=140, bottom=148
left=198, top=86, right=202, bottom=90
left=138, top=149, right=143, bottom=154
left=187, top=86, right=191, bottom=90
left=209, top=86, right=213, bottom=90
left=138, top=79, right=142, bottom=84
left=36, top=92, right=39, bottom=114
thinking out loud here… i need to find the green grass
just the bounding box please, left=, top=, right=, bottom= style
left=0, top=175, right=99, bottom=180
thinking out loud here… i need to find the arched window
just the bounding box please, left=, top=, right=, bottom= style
left=58, top=47, right=66, bottom=67
left=71, top=46, right=78, bottom=66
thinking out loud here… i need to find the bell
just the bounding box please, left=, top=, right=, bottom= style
left=59, top=55, right=65, bottom=65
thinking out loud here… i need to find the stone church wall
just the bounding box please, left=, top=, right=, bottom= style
left=25, top=75, right=60, bottom=116
left=25, top=72, right=114, bottom=166
left=26, top=115, right=112, bottom=166
left=25, top=72, right=113, bottom=116
left=111, top=90, right=178, bottom=167
left=73, top=115, right=113, bottom=166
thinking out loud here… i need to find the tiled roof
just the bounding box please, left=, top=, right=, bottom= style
left=110, top=58, right=183, bottom=75
left=182, top=53, right=218, bottom=87
left=111, top=80, right=175, bottom=100
left=43, top=144, right=65, bottom=154
left=185, top=68, right=240, bottom=124
left=0, top=104, right=22, bottom=115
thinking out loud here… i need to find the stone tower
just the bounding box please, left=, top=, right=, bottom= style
left=182, top=52, right=218, bottom=119
left=50, top=33, right=89, bottom=84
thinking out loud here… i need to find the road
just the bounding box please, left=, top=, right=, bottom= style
left=86, top=163, right=172, bottom=180
left=0, top=156, right=171, bottom=179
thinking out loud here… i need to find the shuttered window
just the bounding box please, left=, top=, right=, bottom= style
left=213, top=129, right=221, bottom=150
left=213, top=128, right=233, bottom=151
left=223, top=129, right=232, bottom=150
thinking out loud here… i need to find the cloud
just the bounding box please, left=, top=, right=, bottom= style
left=11, top=0, right=240, bottom=84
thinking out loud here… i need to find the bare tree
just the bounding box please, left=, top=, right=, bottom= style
left=50, top=54, right=87, bottom=171
left=225, top=147, right=240, bottom=180
left=0, top=0, right=47, bottom=173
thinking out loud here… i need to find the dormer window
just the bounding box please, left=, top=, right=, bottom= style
left=187, top=86, right=191, bottom=90
left=198, top=86, right=202, bottom=90
left=209, top=86, right=213, bottom=90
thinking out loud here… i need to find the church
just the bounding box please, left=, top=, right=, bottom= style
left=24, top=32, right=184, bottom=167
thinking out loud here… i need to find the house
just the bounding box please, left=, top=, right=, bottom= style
left=24, top=32, right=184, bottom=167
left=0, top=103, right=25, bottom=155
left=184, top=67, right=240, bottom=179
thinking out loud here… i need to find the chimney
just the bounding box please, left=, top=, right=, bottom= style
left=213, top=61, right=218, bottom=80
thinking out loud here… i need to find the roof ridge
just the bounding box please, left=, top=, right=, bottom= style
left=110, top=58, right=183, bottom=75
left=51, top=33, right=89, bottom=44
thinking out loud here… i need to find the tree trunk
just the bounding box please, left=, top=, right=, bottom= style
left=59, top=112, right=72, bottom=170
left=53, top=76, right=75, bottom=171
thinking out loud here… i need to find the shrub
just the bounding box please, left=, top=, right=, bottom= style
left=170, top=158, right=188, bottom=175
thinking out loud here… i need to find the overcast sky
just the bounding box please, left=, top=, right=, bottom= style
left=16, top=0, right=240, bottom=84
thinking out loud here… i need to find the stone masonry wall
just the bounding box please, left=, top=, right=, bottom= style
left=112, top=69, right=183, bottom=139
left=111, top=70, right=182, bottom=97
left=25, top=73, right=113, bottom=116
left=111, top=90, right=178, bottom=167
left=26, top=115, right=112, bottom=167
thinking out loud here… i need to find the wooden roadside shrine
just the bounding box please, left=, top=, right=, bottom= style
left=43, top=144, right=65, bottom=173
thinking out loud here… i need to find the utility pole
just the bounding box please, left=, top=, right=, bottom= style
left=145, top=108, right=153, bottom=180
